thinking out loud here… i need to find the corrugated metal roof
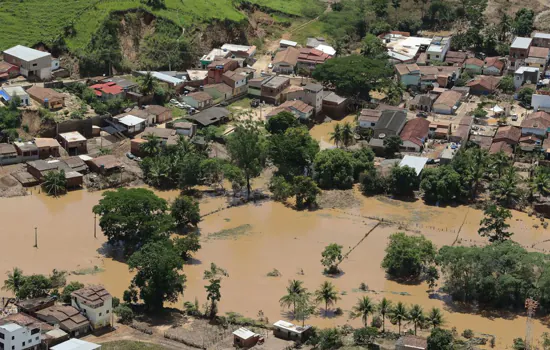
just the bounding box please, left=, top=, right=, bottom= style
left=4, top=45, right=50, bottom=61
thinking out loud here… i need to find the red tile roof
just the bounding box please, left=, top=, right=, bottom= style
left=490, top=141, right=514, bottom=155
left=484, top=57, right=505, bottom=70
left=493, top=126, right=521, bottom=144
left=464, top=57, right=484, bottom=67
left=279, top=100, right=314, bottom=114
left=297, top=48, right=331, bottom=64
left=521, top=111, right=550, bottom=129
left=399, top=117, right=430, bottom=147
left=91, top=82, right=124, bottom=96
left=529, top=46, right=550, bottom=59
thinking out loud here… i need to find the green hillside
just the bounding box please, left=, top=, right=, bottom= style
left=0, top=0, right=323, bottom=51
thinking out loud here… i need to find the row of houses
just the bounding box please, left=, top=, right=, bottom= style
left=0, top=285, right=111, bottom=350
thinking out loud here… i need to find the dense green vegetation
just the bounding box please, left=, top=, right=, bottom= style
left=2, top=268, right=68, bottom=300
left=0, top=0, right=322, bottom=53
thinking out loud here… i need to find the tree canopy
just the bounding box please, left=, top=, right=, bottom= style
left=266, top=111, right=299, bottom=134
left=226, top=120, right=267, bottom=199
left=268, top=126, right=319, bottom=179
left=313, top=149, right=356, bottom=189
left=127, top=239, right=185, bottom=311
left=381, top=232, right=437, bottom=279
left=93, top=188, right=174, bottom=255
left=312, top=55, right=393, bottom=101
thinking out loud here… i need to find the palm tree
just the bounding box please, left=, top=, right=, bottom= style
left=531, top=171, right=550, bottom=200
left=141, top=135, right=162, bottom=156
left=341, top=122, right=355, bottom=148
left=491, top=167, right=520, bottom=207
left=408, top=304, right=424, bottom=335
left=314, top=281, right=340, bottom=317
left=352, top=296, right=376, bottom=327
left=389, top=301, right=408, bottom=334
left=2, top=267, right=24, bottom=296
left=280, top=280, right=307, bottom=316
left=386, top=82, right=405, bottom=106
left=139, top=72, right=158, bottom=95
left=378, top=297, right=392, bottom=332
left=42, top=170, right=67, bottom=197
left=329, top=124, right=342, bottom=148
left=426, top=307, right=444, bottom=329
left=468, top=148, right=489, bottom=199
left=490, top=151, right=511, bottom=179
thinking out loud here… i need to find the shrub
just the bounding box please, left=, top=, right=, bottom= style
left=114, top=304, right=134, bottom=324
left=462, top=329, right=474, bottom=339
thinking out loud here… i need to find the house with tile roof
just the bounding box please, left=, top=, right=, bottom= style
left=483, top=57, right=505, bottom=76
left=71, top=285, right=112, bottom=331
left=296, top=48, right=332, bottom=72
left=399, top=117, right=430, bottom=152
left=273, top=47, right=300, bottom=74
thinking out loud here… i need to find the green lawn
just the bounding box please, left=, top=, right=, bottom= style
left=0, top=0, right=323, bottom=52
left=289, top=20, right=326, bottom=46
left=101, top=341, right=167, bottom=350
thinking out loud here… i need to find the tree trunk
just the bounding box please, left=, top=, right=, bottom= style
left=414, top=323, right=417, bottom=335
left=246, top=174, right=251, bottom=201
left=382, top=315, right=385, bottom=332
left=325, top=302, right=328, bottom=316
left=398, top=320, right=401, bottom=334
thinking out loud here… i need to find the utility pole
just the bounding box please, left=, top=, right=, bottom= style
left=34, top=227, right=37, bottom=248
left=94, top=214, right=97, bottom=239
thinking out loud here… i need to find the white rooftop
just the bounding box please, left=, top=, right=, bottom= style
left=118, top=115, right=145, bottom=127
left=534, top=32, right=550, bottom=39
left=280, top=39, right=298, bottom=47
left=386, top=36, right=432, bottom=60
left=511, top=37, right=532, bottom=49
left=273, top=320, right=311, bottom=334
left=315, top=44, right=336, bottom=56
left=427, top=44, right=445, bottom=53
left=516, top=66, right=540, bottom=74
left=233, top=327, right=257, bottom=340
left=221, top=43, right=253, bottom=52
left=201, top=48, right=228, bottom=62
left=137, top=71, right=184, bottom=86
left=399, top=155, right=429, bottom=176
left=187, top=69, right=208, bottom=81
left=78, top=154, right=93, bottom=161
left=4, top=45, right=51, bottom=61
left=0, top=323, right=22, bottom=332
left=51, top=339, right=101, bottom=350
left=59, top=131, right=86, bottom=142
left=2, top=86, right=28, bottom=97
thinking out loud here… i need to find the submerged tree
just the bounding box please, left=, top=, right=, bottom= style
left=205, top=278, right=221, bottom=319
left=42, top=170, right=67, bottom=197
left=314, top=281, right=340, bottom=317
left=279, top=280, right=307, bottom=316
left=389, top=301, right=408, bottom=334
left=351, top=296, right=376, bottom=327
left=321, top=243, right=343, bottom=274
left=378, top=297, right=392, bottom=332
left=478, top=203, right=513, bottom=242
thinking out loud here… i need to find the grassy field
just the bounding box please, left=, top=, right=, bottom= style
left=0, top=0, right=321, bottom=52
left=101, top=341, right=166, bottom=350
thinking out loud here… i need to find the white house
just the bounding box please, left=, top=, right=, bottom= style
left=71, top=285, right=112, bottom=331
left=3, top=45, right=52, bottom=80
left=514, top=66, right=539, bottom=89
left=51, top=339, right=101, bottom=350
left=0, top=322, right=41, bottom=350
left=531, top=94, right=550, bottom=112
left=1, top=86, right=30, bottom=106
left=116, top=115, right=146, bottom=134
left=426, top=37, right=451, bottom=62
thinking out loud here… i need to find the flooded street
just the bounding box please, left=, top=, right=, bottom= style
left=309, top=115, right=357, bottom=150
left=1, top=187, right=550, bottom=348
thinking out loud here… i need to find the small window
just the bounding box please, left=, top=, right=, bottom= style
left=0, top=333, right=4, bottom=339
left=11, top=337, right=14, bottom=340
left=0, top=342, right=3, bottom=349
left=99, top=312, right=102, bottom=316
left=12, top=346, right=14, bottom=350
left=22, top=342, right=25, bottom=347
left=106, top=310, right=110, bottom=314
left=32, top=63, right=37, bottom=67
left=35, top=337, right=39, bottom=341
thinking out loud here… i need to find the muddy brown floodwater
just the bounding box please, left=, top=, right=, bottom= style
left=1, top=187, right=550, bottom=348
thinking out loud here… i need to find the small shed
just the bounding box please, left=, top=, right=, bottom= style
left=117, top=115, right=146, bottom=134
left=273, top=320, right=312, bottom=342
left=87, top=155, right=122, bottom=175
left=58, top=131, right=87, bottom=155
left=34, top=138, right=61, bottom=159
left=399, top=155, right=429, bottom=176
left=232, top=327, right=260, bottom=348
left=280, top=39, right=298, bottom=48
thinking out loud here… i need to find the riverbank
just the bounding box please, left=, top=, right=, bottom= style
left=1, top=184, right=549, bottom=348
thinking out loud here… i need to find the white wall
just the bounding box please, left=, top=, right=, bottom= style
left=0, top=324, right=41, bottom=350
left=532, top=94, right=550, bottom=111
left=72, top=297, right=112, bottom=330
